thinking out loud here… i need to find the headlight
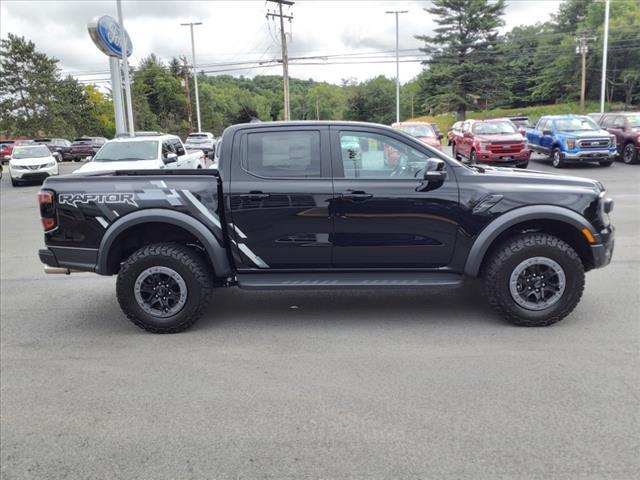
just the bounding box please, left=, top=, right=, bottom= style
left=478, top=142, right=491, bottom=151
left=45, top=161, right=57, bottom=168
left=565, top=139, right=575, bottom=149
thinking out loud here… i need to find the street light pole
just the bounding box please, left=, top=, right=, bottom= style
left=116, top=0, right=135, bottom=136
left=181, top=22, right=203, bottom=132
left=600, top=0, right=610, bottom=114
left=386, top=10, right=408, bottom=124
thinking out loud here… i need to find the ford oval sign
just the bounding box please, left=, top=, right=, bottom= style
left=87, top=16, right=133, bottom=58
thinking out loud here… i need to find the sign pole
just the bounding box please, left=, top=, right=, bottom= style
left=109, top=57, right=126, bottom=134
left=116, top=0, right=135, bottom=136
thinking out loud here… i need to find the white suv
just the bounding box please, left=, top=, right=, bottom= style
left=9, top=144, right=59, bottom=187
left=74, top=135, right=205, bottom=174
left=184, top=132, right=216, bottom=159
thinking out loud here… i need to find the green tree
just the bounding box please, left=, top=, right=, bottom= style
left=344, top=76, right=395, bottom=125
left=0, top=33, right=60, bottom=136
left=415, top=0, right=506, bottom=120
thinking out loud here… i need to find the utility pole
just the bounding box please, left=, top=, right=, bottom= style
left=386, top=10, right=408, bottom=124
left=116, top=0, right=135, bottom=136
left=267, top=0, right=294, bottom=121
left=180, top=56, right=193, bottom=132
left=600, top=0, right=610, bottom=114
left=180, top=22, right=203, bottom=132
left=576, top=35, right=594, bottom=113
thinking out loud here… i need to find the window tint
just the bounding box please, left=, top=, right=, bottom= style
left=170, top=138, right=186, bottom=156
left=246, top=131, right=321, bottom=178
left=94, top=141, right=159, bottom=162
left=601, top=116, right=614, bottom=128
left=339, top=131, right=432, bottom=179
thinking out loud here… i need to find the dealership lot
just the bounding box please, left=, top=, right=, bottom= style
left=1, top=154, right=639, bottom=479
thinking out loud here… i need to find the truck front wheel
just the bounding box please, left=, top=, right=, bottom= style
left=483, top=233, right=585, bottom=327
left=551, top=147, right=564, bottom=168
left=116, top=243, right=213, bottom=333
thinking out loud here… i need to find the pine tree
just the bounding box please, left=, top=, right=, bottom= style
left=415, top=0, right=506, bottom=120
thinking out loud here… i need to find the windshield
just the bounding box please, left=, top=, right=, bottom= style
left=187, top=134, right=209, bottom=140
left=12, top=145, right=51, bottom=159
left=555, top=117, right=598, bottom=132
left=627, top=115, right=640, bottom=128
left=93, top=141, right=159, bottom=162
left=396, top=125, right=435, bottom=138
left=474, top=121, right=517, bottom=135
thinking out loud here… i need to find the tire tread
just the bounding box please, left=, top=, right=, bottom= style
left=116, top=243, right=212, bottom=333
left=484, top=233, right=585, bottom=327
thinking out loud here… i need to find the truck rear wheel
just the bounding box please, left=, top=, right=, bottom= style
left=116, top=243, right=213, bottom=333
left=483, top=233, right=585, bottom=327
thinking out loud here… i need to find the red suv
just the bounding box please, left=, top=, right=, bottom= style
left=451, top=118, right=530, bottom=168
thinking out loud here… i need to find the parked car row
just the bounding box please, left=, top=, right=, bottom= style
left=442, top=112, right=638, bottom=169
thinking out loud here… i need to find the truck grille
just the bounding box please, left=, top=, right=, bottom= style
left=488, top=143, right=524, bottom=154
left=577, top=138, right=610, bottom=149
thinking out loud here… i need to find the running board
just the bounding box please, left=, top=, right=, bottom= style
left=238, top=272, right=463, bottom=290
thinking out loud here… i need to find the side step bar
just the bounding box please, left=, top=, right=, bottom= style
left=238, top=272, right=463, bottom=290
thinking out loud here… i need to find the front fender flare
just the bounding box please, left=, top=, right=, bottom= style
left=464, top=205, right=597, bottom=277
left=96, top=209, right=231, bottom=276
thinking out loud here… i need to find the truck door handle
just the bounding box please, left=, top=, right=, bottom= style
left=240, top=191, right=270, bottom=200
left=341, top=191, right=373, bottom=201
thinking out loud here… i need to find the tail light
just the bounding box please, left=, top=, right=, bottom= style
left=38, top=190, right=57, bottom=231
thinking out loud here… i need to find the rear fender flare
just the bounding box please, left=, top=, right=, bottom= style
left=96, top=208, right=231, bottom=276
left=464, top=205, right=597, bottom=277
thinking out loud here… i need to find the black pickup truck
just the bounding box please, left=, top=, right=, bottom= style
left=38, top=121, right=615, bottom=333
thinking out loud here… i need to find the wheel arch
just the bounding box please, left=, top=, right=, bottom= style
left=97, top=209, right=231, bottom=277
left=464, top=206, right=597, bottom=277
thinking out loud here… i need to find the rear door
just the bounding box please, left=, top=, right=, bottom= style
left=330, top=126, right=459, bottom=268
left=227, top=126, right=334, bottom=270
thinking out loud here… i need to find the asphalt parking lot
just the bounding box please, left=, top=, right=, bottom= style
left=1, top=152, right=639, bottom=480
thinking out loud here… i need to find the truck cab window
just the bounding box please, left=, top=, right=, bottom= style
left=339, top=131, right=431, bottom=179
left=246, top=131, right=321, bottom=178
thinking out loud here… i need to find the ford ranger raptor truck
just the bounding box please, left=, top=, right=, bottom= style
left=526, top=114, right=617, bottom=168
left=38, top=121, right=615, bottom=333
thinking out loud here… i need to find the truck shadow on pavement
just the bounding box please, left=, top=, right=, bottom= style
left=191, top=278, right=505, bottom=331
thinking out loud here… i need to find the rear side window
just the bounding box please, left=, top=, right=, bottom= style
left=245, top=131, right=321, bottom=178
left=601, top=116, right=614, bottom=128
left=170, top=138, right=186, bottom=156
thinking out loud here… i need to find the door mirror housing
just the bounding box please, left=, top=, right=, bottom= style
left=437, top=132, right=444, bottom=140
left=542, top=129, right=552, bottom=136
left=463, top=131, right=472, bottom=138
left=163, top=152, right=178, bottom=165
left=424, top=158, right=447, bottom=182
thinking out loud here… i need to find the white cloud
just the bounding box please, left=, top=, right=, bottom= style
left=1, top=0, right=561, bottom=85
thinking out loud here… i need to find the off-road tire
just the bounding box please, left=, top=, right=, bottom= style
left=483, top=233, right=585, bottom=327
left=116, top=243, right=213, bottom=333
left=551, top=147, right=564, bottom=168
left=599, top=160, right=613, bottom=167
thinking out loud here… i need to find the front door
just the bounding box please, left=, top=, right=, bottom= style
left=330, top=127, right=459, bottom=269
left=227, top=126, right=334, bottom=270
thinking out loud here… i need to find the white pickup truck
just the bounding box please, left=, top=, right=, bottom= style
left=74, top=135, right=205, bottom=174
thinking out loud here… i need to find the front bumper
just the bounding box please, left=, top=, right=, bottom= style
left=10, top=164, right=58, bottom=181
left=591, top=227, right=615, bottom=269
left=563, top=149, right=617, bottom=161
left=476, top=150, right=531, bottom=166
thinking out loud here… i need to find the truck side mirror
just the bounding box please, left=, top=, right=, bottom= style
left=424, top=158, right=447, bottom=182
left=463, top=131, right=471, bottom=138
left=542, top=129, right=552, bottom=136
left=163, top=152, right=178, bottom=165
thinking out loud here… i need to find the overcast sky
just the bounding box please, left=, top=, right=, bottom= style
left=1, top=0, right=561, bottom=85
